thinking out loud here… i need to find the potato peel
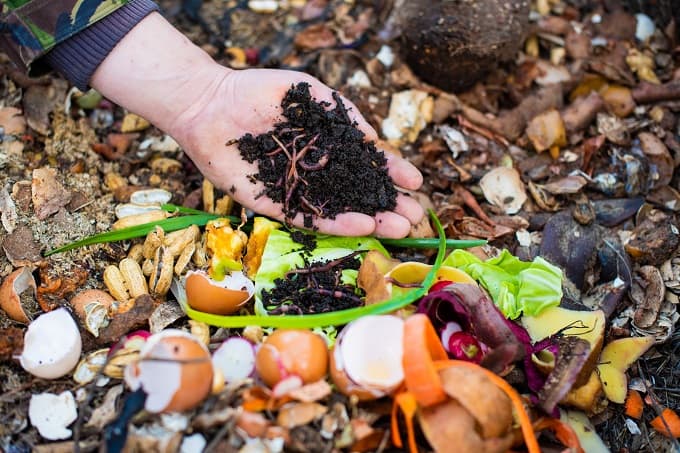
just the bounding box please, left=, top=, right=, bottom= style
left=438, top=366, right=513, bottom=439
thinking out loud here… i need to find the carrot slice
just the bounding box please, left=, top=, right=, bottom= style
left=533, top=417, right=584, bottom=453
left=625, top=389, right=644, bottom=420
left=391, top=391, right=419, bottom=453
left=651, top=408, right=680, bottom=438
left=402, top=313, right=449, bottom=407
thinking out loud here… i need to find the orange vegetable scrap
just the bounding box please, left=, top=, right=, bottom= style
left=393, top=314, right=542, bottom=453
left=651, top=408, right=680, bottom=438
left=533, top=417, right=584, bottom=453
left=624, top=389, right=644, bottom=420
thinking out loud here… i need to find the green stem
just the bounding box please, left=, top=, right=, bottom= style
left=44, top=214, right=222, bottom=256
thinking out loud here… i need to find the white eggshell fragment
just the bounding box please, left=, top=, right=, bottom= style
left=212, top=337, right=256, bottom=383
left=635, top=14, right=655, bottom=42
left=20, top=308, right=82, bottom=379
left=479, top=167, right=527, bottom=215
left=339, top=315, right=404, bottom=390
left=29, top=391, right=78, bottom=440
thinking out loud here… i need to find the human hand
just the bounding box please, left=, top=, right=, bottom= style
left=91, top=13, right=423, bottom=238
left=169, top=67, right=424, bottom=238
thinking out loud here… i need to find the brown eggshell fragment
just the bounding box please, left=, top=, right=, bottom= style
left=124, top=329, right=213, bottom=413
left=70, top=289, right=115, bottom=337
left=255, top=329, right=328, bottom=388
left=438, top=366, right=513, bottom=439
left=0, top=267, right=36, bottom=323
left=184, top=271, right=253, bottom=315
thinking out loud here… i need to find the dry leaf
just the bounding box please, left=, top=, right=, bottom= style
left=276, top=402, right=327, bottom=428
left=357, top=250, right=400, bottom=304
left=601, top=85, right=635, bottom=118
left=294, top=23, right=337, bottom=51
left=31, top=167, right=72, bottom=220
left=0, top=107, right=26, bottom=135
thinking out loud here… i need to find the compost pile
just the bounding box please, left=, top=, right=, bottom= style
left=1, top=0, right=680, bottom=452
left=238, top=82, right=397, bottom=225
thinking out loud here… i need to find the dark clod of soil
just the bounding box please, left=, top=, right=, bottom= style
left=261, top=253, right=364, bottom=315
left=238, top=82, right=397, bottom=226
left=290, top=230, right=317, bottom=255
left=394, top=0, right=530, bottom=92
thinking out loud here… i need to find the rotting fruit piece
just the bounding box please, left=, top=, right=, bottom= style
left=521, top=306, right=606, bottom=386
left=206, top=218, right=248, bottom=280
left=596, top=336, right=655, bottom=404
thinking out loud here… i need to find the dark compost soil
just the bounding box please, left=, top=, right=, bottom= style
left=237, top=82, right=397, bottom=227
left=260, top=252, right=364, bottom=314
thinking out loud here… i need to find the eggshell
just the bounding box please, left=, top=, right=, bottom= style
left=329, top=345, right=388, bottom=401
left=20, top=308, right=82, bottom=379
left=29, top=391, right=78, bottom=440
left=0, top=267, right=36, bottom=323
left=335, top=315, right=404, bottom=393
left=184, top=270, right=254, bottom=315
left=255, top=329, right=328, bottom=388
left=70, top=289, right=114, bottom=337
left=125, top=329, right=213, bottom=413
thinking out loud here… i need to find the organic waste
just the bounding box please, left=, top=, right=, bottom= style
left=238, top=82, right=397, bottom=226
left=2, top=0, right=680, bottom=452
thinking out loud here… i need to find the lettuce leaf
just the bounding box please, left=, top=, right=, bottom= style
left=442, top=249, right=563, bottom=319
left=254, top=228, right=388, bottom=315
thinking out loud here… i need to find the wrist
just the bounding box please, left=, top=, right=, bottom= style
left=90, top=12, right=232, bottom=134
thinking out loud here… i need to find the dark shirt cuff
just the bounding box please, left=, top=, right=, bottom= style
left=44, top=0, right=159, bottom=91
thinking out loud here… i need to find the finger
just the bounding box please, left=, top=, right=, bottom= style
left=383, top=152, right=423, bottom=191
left=287, top=211, right=377, bottom=237
left=373, top=212, right=412, bottom=238
left=394, top=193, right=426, bottom=225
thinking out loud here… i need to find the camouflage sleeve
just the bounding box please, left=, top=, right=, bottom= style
left=0, top=0, right=129, bottom=71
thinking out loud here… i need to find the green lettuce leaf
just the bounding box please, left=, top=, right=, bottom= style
left=442, top=249, right=563, bottom=319
left=254, top=229, right=388, bottom=315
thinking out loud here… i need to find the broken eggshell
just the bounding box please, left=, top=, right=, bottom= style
left=0, top=266, right=36, bottom=323
left=255, top=329, right=328, bottom=388
left=184, top=270, right=254, bottom=315
left=70, top=289, right=114, bottom=337
left=479, top=167, right=527, bottom=215
left=212, top=337, right=257, bottom=383
left=330, top=315, right=404, bottom=400
left=20, top=307, right=82, bottom=379
left=124, top=329, right=213, bottom=413
left=29, top=391, right=78, bottom=440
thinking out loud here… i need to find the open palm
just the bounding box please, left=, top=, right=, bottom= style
left=172, top=68, right=424, bottom=238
